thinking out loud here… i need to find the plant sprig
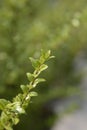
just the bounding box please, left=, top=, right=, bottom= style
left=0, top=50, right=54, bottom=130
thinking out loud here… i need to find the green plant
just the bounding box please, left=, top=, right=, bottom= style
left=0, top=50, right=54, bottom=130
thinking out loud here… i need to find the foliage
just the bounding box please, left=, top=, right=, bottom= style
left=0, top=0, right=87, bottom=92
left=0, top=0, right=87, bottom=129
left=0, top=50, right=54, bottom=130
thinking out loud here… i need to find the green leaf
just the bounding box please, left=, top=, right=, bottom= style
left=29, top=57, right=40, bottom=68
left=20, top=85, right=28, bottom=93
left=13, top=102, right=25, bottom=114
left=49, top=56, right=55, bottom=59
left=12, top=117, right=19, bottom=125
left=39, top=56, right=45, bottom=64
left=45, top=50, right=51, bottom=59
left=13, top=94, right=23, bottom=102
left=25, top=94, right=30, bottom=100
left=39, top=50, right=46, bottom=64
left=35, top=78, right=46, bottom=83
left=40, top=64, right=48, bottom=72
left=40, top=50, right=51, bottom=60
left=0, top=99, right=10, bottom=110
left=33, top=78, right=45, bottom=87
left=26, top=73, right=35, bottom=81
left=27, top=85, right=33, bottom=90
left=29, top=92, right=38, bottom=97
left=0, top=112, right=13, bottom=130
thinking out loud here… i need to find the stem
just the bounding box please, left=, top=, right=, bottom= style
left=20, top=66, right=41, bottom=108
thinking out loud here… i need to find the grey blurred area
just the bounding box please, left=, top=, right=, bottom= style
left=51, top=51, right=87, bottom=130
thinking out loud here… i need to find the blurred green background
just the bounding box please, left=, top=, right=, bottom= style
left=0, top=0, right=87, bottom=130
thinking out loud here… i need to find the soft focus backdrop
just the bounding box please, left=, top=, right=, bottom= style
left=0, top=0, right=87, bottom=130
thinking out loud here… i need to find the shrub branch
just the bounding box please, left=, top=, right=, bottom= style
left=0, top=50, right=54, bottom=130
